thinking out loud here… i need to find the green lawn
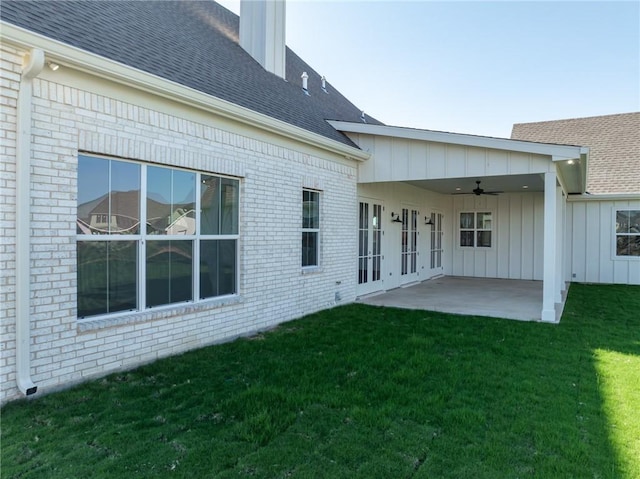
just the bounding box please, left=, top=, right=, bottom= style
left=2, top=283, right=639, bottom=478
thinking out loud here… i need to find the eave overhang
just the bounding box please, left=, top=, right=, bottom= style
left=2, top=22, right=370, bottom=163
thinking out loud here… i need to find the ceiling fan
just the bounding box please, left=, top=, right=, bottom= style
left=454, top=180, right=503, bottom=196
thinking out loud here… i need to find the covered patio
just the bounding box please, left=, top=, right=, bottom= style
left=357, top=276, right=566, bottom=322
left=330, top=121, right=588, bottom=323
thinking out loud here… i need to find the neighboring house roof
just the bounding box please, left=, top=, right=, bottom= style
left=0, top=0, right=382, bottom=148
left=511, top=112, right=640, bottom=194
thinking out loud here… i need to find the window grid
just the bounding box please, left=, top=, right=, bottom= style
left=76, top=154, right=239, bottom=319
left=460, top=211, right=492, bottom=248
left=615, top=209, right=640, bottom=257
left=401, top=208, right=418, bottom=275
left=302, top=189, right=320, bottom=268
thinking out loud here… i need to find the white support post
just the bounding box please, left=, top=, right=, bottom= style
left=541, top=171, right=558, bottom=322
left=555, top=185, right=563, bottom=303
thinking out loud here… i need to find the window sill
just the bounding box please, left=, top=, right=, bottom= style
left=301, top=266, right=323, bottom=275
left=613, top=255, right=640, bottom=260
left=77, top=295, right=243, bottom=333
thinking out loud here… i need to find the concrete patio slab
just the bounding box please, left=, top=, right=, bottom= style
left=357, top=276, right=549, bottom=321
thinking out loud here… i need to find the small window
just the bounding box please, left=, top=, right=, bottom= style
left=459, top=211, right=492, bottom=248
left=302, top=189, right=320, bottom=267
left=615, top=210, right=640, bottom=257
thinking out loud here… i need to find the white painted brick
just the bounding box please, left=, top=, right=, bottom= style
left=1, top=47, right=359, bottom=404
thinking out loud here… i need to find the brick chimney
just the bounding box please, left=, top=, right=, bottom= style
left=240, top=0, right=286, bottom=79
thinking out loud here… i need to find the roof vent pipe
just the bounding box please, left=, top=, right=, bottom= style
left=301, top=71, right=309, bottom=95
left=360, top=111, right=367, bottom=123
left=321, top=75, right=328, bottom=93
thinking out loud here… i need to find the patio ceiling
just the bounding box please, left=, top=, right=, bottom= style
left=405, top=173, right=544, bottom=195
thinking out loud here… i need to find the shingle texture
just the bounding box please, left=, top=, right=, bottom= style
left=0, top=0, right=382, bottom=147
left=511, top=113, right=640, bottom=194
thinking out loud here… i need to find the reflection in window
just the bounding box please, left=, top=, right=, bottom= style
left=615, top=210, right=640, bottom=257
left=77, top=155, right=240, bottom=319
left=146, top=240, right=193, bottom=307
left=460, top=211, right=492, bottom=248
left=200, top=240, right=236, bottom=298
left=147, top=167, right=195, bottom=235
left=77, top=156, right=140, bottom=235
left=77, top=241, right=137, bottom=317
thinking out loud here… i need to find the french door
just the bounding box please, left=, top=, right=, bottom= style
left=401, top=207, right=419, bottom=283
left=357, top=199, right=383, bottom=296
left=429, top=211, right=444, bottom=276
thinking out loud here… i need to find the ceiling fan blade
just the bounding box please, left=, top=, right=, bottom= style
left=483, top=191, right=503, bottom=195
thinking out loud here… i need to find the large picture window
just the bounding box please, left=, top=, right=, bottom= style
left=459, top=212, right=492, bottom=248
left=76, top=154, right=239, bottom=319
left=615, top=209, right=640, bottom=257
left=302, top=189, right=320, bottom=267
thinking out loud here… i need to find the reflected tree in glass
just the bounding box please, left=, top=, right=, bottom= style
left=200, top=240, right=236, bottom=298
left=147, top=167, right=195, bottom=235
left=77, top=241, right=137, bottom=317
left=146, top=240, right=193, bottom=307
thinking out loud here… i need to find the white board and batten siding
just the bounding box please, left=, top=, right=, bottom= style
left=567, top=198, right=640, bottom=285
left=352, top=133, right=555, bottom=283
left=350, top=134, right=555, bottom=183
left=357, top=182, right=449, bottom=291
left=451, top=193, right=545, bottom=280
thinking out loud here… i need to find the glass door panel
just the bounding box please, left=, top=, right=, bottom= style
left=401, top=207, right=419, bottom=282
left=357, top=199, right=384, bottom=295
left=429, top=212, right=444, bottom=276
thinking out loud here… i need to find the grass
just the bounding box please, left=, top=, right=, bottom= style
left=2, top=283, right=639, bottom=478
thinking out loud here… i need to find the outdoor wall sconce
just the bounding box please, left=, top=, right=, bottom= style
left=425, top=217, right=434, bottom=225
left=391, top=212, right=402, bottom=223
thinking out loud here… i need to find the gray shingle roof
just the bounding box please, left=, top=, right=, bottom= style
left=1, top=0, right=383, bottom=148
left=511, top=113, right=640, bottom=194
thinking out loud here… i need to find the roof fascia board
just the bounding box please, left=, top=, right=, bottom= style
left=2, top=22, right=370, bottom=162
left=328, top=120, right=586, bottom=160
left=567, top=193, right=640, bottom=202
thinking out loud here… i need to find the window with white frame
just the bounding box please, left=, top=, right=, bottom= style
left=302, top=189, right=320, bottom=267
left=615, top=209, right=640, bottom=257
left=76, top=154, right=239, bottom=319
left=459, top=211, right=492, bottom=248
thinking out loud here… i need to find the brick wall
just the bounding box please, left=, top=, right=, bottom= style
left=1, top=46, right=358, bottom=404
left=0, top=44, right=21, bottom=400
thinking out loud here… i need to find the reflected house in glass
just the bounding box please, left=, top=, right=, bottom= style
left=0, top=0, right=637, bottom=404
left=77, top=191, right=141, bottom=235
left=77, top=191, right=196, bottom=235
